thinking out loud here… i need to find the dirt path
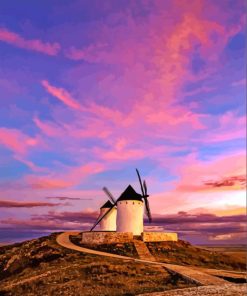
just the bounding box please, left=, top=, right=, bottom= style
left=56, top=232, right=228, bottom=286
left=133, top=239, right=157, bottom=261
left=193, top=267, right=246, bottom=280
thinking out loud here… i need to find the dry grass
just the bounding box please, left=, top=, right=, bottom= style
left=0, top=234, right=193, bottom=296
left=146, top=240, right=246, bottom=271
left=197, top=245, right=246, bottom=267
left=70, top=234, right=139, bottom=258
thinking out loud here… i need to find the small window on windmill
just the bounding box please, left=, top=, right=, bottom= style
left=126, top=202, right=128, bottom=204
left=133, top=202, right=134, bottom=205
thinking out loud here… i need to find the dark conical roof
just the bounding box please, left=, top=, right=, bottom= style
left=100, top=200, right=113, bottom=209
left=117, top=185, right=143, bottom=202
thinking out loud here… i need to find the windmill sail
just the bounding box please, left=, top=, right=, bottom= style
left=102, top=187, right=116, bottom=203
left=136, top=169, right=152, bottom=223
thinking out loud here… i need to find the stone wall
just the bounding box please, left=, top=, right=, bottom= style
left=81, top=231, right=133, bottom=244
left=142, top=232, right=178, bottom=242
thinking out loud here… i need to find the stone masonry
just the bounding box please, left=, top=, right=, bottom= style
left=142, top=232, right=178, bottom=242
left=81, top=231, right=178, bottom=244
left=81, top=231, right=133, bottom=244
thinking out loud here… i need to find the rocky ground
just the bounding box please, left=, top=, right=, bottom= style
left=139, top=284, right=247, bottom=296
left=0, top=234, right=245, bottom=295
left=0, top=233, right=194, bottom=296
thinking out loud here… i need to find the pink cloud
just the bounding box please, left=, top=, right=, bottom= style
left=41, top=80, right=81, bottom=110
left=46, top=196, right=92, bottom=201
left=148, top=151, right=246, bottom=216
left=37, top=79, right=207, bottom=165
left=204, top=175, right=246, bottom=189
left=27, top=178, right=73, bottom=190
left=0, top=127, right=39, bottom=156
left=66, top=42, right=108, bottom=61
left=39, top=3, right=244, bottom=166
left=95, top=147, right=145, bottom=161
left=203, top=113, right=246, bottom=143
left=0, top=127, right=45, bottom=172
left=33, top=117, right=65, bottom=138
left=146, top=107, right=206, bottom=130
left=0, top=27, right=60, bottom=55
left=25, top=162, right=105, bottom=189
left=61, top=6, right=239, bottom=148
left=34, top=115, right=112, bottom=140
left=0, top=200, right=61, bottom=208
left=41, top=80, right=122, bottom=125
left=93, top=137, right=146, bottom=161
left=175, top=152, right=246, bottom=192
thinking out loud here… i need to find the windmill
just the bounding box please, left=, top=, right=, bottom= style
left=90, top=169, right=152, bottom=235
left=90, top=187, right=117, bottom=231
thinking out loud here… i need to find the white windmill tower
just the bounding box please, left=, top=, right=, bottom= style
left=99, top=200, right=117, bottom=231
left=90, top=187, right=117, bottom=231
left=90, top=169, right=152, bottom=236
left=117, top=169, right=152, bottom=235
left=116, top=185, right=144, bottom=235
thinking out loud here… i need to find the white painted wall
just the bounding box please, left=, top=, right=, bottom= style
left=116, top=200, right=143, bottom=235
left=100, top=207, right=117, bottom=231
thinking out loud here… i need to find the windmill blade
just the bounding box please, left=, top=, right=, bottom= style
left=143, top=180, right=147, bottom=196
left=144, top=198, right=152, bottom=223
left=102, top=187, right=116, bottom=203
left=144, top=206, right=149, bottom=218
left=90, top=211, right=103, bottom=231
left=90, top=203, right=116, bottom=231
left=136, top=168, right=145, bottom=196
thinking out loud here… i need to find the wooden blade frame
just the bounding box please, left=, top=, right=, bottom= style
left=144, top=198, right=152, bottom=223
left=102, top=186, right=116, bottom=204
left=136, top=168, right=145, bottom=196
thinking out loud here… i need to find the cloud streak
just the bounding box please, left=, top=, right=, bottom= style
left=204, top=175, right=246, bottom=189
left=46, top=196, right=92, bottom=201
left=0, top=27, right=60, bottom=55
left=41, top=80, right=81, bottom=110
left=0, top=200, right=61, bottom=208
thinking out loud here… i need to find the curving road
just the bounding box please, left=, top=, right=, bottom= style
left=56, top=231, right=135, bottom=261
left=56, top=232, right=229, bottom=286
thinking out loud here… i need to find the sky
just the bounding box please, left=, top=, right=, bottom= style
left=0, top=0, right=246, bottom=245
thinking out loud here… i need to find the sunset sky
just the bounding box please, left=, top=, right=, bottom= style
left=0, top=0, right=246, bottom=244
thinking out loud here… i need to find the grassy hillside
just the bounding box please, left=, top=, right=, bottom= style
left=146, top=240, right=246, bottom=271
left=0, top=234, right=193, bottom=296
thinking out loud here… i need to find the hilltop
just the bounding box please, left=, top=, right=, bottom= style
left=0, top=233, right=193, bottom=296
left=0, top=233, right=245, bottom=296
